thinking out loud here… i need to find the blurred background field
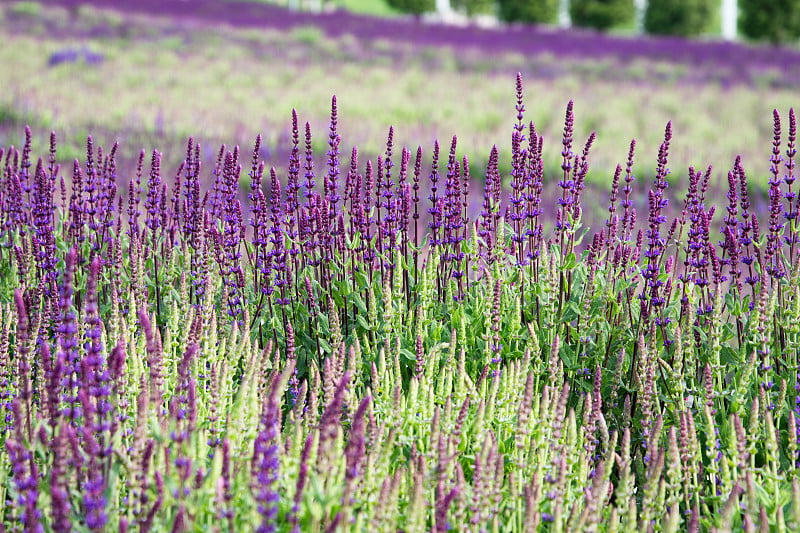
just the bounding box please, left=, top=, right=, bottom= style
left=1, top=0, right=798, bottom=228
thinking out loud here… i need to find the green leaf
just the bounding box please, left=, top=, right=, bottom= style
left=410, top=233, right=430, bottom=252
left=356, top=314, right=371, bottom=331
left=562, top=252, right=576, bottom=271
left=572, top=226, right=589, bottom=247
left=318, top=337, right=332, bottom=354
left=353, top=292, right=368, bottom=315
left=400, top=348, right=416, bottom=361
left=332, top=289, right=345, bottom=309
left=560, top=347, right=574, bottom=369
left=354, top=270, right=369, bottom=290
left=562, top=301, right=581, bottom=323
left=720, top=346, right=739, bottom=366
left=348, top=230, right=362, bottom=250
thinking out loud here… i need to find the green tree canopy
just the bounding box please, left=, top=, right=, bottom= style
left=569, top=0, right=634, bottom=31
left=452, top=0, right=496, bottom=16
left=497, top=0, right=559, bottom=24
left=644, top=0, right=716, bottom=37
left=739, top=0, right=800, bottom=44
left=386, top=0, right=436, bottom=17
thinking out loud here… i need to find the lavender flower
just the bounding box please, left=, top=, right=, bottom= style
left=303, top=122, right=315, bottom=208
left=785, top=108, right=797, bottom=258
left=144, top=149, right=162, bottom=236
left=639, top=122, right=672, bottom=324
left=344, top=395, right=371, bottom=489
left=556, top=101, right=575, bottom=237
left=7, top=399, right=43, bottom=532
left=428, top=140, right=442, bottom=247
left=766, top=110, right=786, bottom=280
left=327, top=96, right=341, bottom=219
left=252, top=372, right=285, bottom=533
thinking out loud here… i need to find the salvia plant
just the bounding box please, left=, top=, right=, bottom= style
left=1, top=74, right=800, bottom=532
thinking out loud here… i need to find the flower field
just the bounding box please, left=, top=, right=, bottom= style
left=2, top=0, right=799, bottom=215
left=1, top=68, right=800, bottom=531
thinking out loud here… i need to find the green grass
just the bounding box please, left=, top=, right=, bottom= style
left=221, top=0, right=401, bottom=17
left=7, top=0, right=41, bottom=16
left=332, top=0, right=400, bottom=16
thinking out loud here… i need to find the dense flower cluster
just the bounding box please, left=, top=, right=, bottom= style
left=0, top=76, right=799, bottom=531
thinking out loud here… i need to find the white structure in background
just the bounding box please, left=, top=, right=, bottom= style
left=286, top=0, right=323, bottom=11
left=289, top=0, right=737, bottom=39
left=436, top=0, right=476, bottom=25
left=558, top=0, right=570, bottom=27
left=721, top=0, right=737, bottom=40
left=436, top=0, right=453, bottom=16
left=634, top=0, right=645, bottom=33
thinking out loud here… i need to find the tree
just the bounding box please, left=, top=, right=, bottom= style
left=739, top=0, right=800, bottom=44
left=451, top=0, right=496, bottom=17
left=497, top=0, right=559, bottom=24
left=644, top=0, right=716, bottom=37
left=386, top=0, right=436, bottom=17
left=569, top=0, right=634, bottom=31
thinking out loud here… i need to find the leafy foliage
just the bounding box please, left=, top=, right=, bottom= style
left=497, top=0, right=559, bottom=24
left=451, top=0, right=496, bottom=16
left=569, top=0, right=635, bottom=31
left=739, top=0, right=800, bottom=44
left=385, top=0, right=435, bottom=17
left=644, top=0, right=716, bottom=37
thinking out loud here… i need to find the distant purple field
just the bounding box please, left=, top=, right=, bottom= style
left=43, top=0, right=800, bottom=87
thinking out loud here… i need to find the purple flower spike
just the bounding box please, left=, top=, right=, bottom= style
left=785, top=108, right=798, bottom=261
left=327, top=96, right=341, bottom=219
left=7, top=397, right=43, bottom=533
left=303, top=122, right=315, bottom=208
left=344, top=396, right=371, bottom=486
left=639, top=122, right=672, bottom=323
left=428, top=140, right=442, bottom=247
left=145, top=150, right=162, bottom=235
left=766, top=109, right=786, bottom=281
left=252, top=371, right=286, bottom=533
left=556, top=101, right=575, bottom=237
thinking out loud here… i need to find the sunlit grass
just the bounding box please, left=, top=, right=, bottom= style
left=220, top=0, right=401, bottom=17
left=332, top=0, right=400, bottom=16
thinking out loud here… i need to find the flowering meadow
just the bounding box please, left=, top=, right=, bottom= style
left=1, top=74, right=800, bottom=531
left=5, top=0, right=800, bottom=203
left=37, top=0, right=800, bottom=85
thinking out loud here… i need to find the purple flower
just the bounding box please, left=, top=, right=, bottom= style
left=428, top=140, right=442, bottom=247
left=50, top=424, right=72, bottom=532
left=290, top=434, right=314, bottom=531
left=766, top=109, right=786, bottom=280
left=327, top=96, right=342, bottom=219
left=784, top=108, right=797, bottom=241
left=345, top=396, right=371, bottom=485
left=83, top=463, right=108, bottom=531
left=380, top=127, right=397, bottom=262
left=556, top=100, right=575, bottom=236
left=144, top=149, right=162, bottom=235
left=303, top=122, right=316, bottom=208
left=252, top=375, right=285, bottom=533
left=285, top=110, right=302, bottom=259
left=639, top=123, right=672, bottom=322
